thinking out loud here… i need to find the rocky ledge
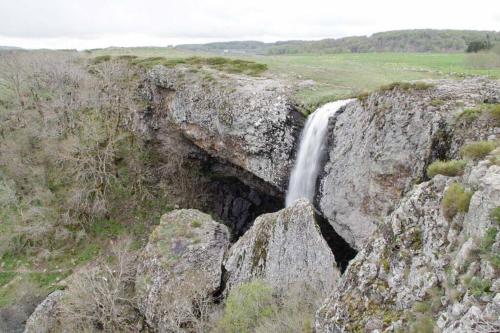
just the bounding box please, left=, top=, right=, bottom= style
left=140, top=65, right=304, bottom=192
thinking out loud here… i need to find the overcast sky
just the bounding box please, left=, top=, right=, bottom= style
left=1, top=0, right=499, bottom=49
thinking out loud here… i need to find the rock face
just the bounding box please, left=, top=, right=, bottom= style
left=135, top=209, right=230, bottom=332
left=319, top=78, right=500, bottom=249
left=315, top=156, right=500, bottom=332
left=23, top=290, right=63, bottom=333
left=143, top=65, right=304, bottom=192
left=224, top=199, right=340, bottom=294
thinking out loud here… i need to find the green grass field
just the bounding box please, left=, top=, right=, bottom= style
left=90, top=47, right=500, bottom=110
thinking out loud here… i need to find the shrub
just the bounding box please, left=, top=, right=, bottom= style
left=466, top=40, right=493, bottom=53
left=442, top=183, right=472, bottom=220
left=91, top=55, right=112, bottom=64
left=468, top=277, right=492, bottom=297
left=491, top=207, right=500, bottom=225
left=427, top=160, right=466, bottom=178
left=430, top=99, right=445, bottom=107
left=379, top=81, right=434, bottom=92
left=460, top=141, right=496, bottom=160
left=218, top=280, right=275, bottom=333
left=59, top=239, right=138, bottom=332
left=254, top=283, right=324, bottom=333
left=457, top=108, right=483, bottom=122
left=489, top=104, right=500, bottom=123
left=456, top=103, right=500, bottom=125
left=409, top=314, right=435, bottom=333
left=480, top=227, right=498, bottom=254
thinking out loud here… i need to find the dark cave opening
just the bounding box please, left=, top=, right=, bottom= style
left=205, top=176, right=284, bottom=240
left=314, top=212, right=357, bottom=273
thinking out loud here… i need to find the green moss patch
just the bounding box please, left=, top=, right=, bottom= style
left=460, top=141, right=496, bottom=160
left=427, top=160, right=466, bottom=178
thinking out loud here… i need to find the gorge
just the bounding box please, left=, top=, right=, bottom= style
left=18, top=60, right=500, bottom=333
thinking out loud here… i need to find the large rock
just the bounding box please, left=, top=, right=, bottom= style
left=224, top=199, right=340, bottom=294
left=315, top=157, right=500, bottom=332
left=319, top=78, right=500, bottom=249
left=24, top=290, right=63, bottom=333
left=135, top=209, right=230, bottom=332
left=142, top=65, right=304, bottom=192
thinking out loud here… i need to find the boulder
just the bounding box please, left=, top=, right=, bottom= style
left=24, top=290, right=63, bottom=333
left=224, top=199, right=340, bottom=294
left=135, top=209, right=230, bottom=332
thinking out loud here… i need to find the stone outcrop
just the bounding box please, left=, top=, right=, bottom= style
left=319, top=78, right=500, bottom=249
left=315, top=154, right=500, bottom=332
left=135, top=209, right=230, bottom=332
left=142, top=65, right=304, bottom=192
left=23, top=290, right=63, bottom=333
left=224, top=199, right=340, bottom=294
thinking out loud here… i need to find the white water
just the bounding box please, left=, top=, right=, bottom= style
left=286, top=99, right=353, bottom=207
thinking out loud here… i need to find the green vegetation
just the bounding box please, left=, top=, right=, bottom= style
left=379, top=81, right=434, bottom=92
left=219, top=280, right=275, bottom=333
left=119, top=55, right=268, bottom=76
left=442, top=183, right=472, bottom=220
left=91, top=54, right=112, bottom=64
left=91, top=46, right=500, bottom=109
left=218, top=280, right=322, bottom=333
left=466, top=39, right=493, bottom=53
left=176, top=30, right=500, bottom=55
left=427, top=160, right=467, bottom=178
left=409, top=315, right=436, bottom=333
left=460, top=141, right=497, bottom=160
left=467, top=277, right=492, bottom=297
left=491, top=206, right=500, bottom=225
left=457, top=103, right=500, bottom=125
left=0, top=51, right=176, bottom=314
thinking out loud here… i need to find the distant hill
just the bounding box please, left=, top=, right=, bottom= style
left=176, top=29, right=500, bottom=54
left=0, top=45, right=22, bottom=50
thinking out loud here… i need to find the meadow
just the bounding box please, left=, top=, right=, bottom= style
left=91, top=47, right=500, bottom=110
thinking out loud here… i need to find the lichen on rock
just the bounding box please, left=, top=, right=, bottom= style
left=135, top=209, right=230, bottom=332
left=224, top=199, right=340, bottom=295
left=315, top=157, right=500, bottom=332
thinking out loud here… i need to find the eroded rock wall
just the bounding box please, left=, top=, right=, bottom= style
left=315, top=156, right=500, bottom=332
left=319, top=78, right=500, bottom=249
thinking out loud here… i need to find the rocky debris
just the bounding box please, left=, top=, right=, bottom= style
left=315, top=156, right=500, bottom=332
left=319, top=78, right=500, bottom=249
left=141, top=65, right=304, bottom=192
left=23, top=290, right=63, bottom=333
left=135, top=209, right=230, bottom=332
left=224, top=199, right=340, bottom=294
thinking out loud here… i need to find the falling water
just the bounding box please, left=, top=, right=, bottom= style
left=286, top=99, right=353, bottom=207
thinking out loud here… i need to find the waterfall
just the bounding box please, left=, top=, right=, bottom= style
left=286, top=99, right=353, bottom=207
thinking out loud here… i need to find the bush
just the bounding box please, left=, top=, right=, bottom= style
left=409, top=314, right=435, bottom=333
left=442, top=183, right=472, bottom=220
left=468, top=277, right=492, bottom=297
left=379, top=81, right=434, bottom=92
left=427, top=160, right=466, bottom=178
left=466, top=40, right=493, bottom=53
left=456, top=103, right=500, bottom=125
left=59, top=239, right=138, bottom=332
left=460, top=141, right=496, bottom=160
left=487, top=104, right=500, bottom=124
left=218, top=280, right=275, bottom=333
left=91, top=55, right=112, bottom=64
left=491, top=206, right=500, bottom=225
